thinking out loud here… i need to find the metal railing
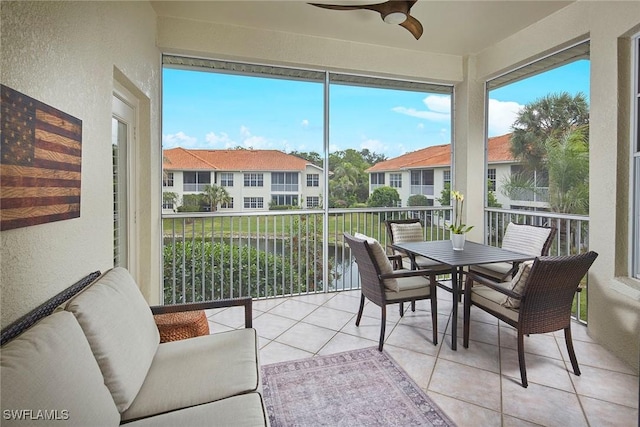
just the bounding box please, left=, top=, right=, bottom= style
left=162, top=206, right=590, bottom=322
left=485, top=208, right=590, bottom=323
left=162, top=207, right=450, bottom=304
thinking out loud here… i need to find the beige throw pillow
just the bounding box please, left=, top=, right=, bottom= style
left=502, top=223, right=551, bottom=256
left=390, top=222, right=423, bottom=243
left=354, top=233, right=399, bottom=292
left=502, top=260, right=534, bottom=308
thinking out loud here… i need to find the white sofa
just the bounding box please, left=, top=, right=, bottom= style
left=0, top=268, right=269, bottom=426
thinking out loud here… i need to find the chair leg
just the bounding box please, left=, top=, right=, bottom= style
left=378, top=306, right=387, bottom=351
left=399, top=302, right=404, bottom=317
left=411, top=300, right=416, bottom=312
left=430, top=296, right=438, bottom=345
left=517, top=330, right=528, bottom=388
left=355, top=294, right=365, bottom=326
left=564, top=326, right=581, bottom=376
left=463, top=276, right=471, bottom=348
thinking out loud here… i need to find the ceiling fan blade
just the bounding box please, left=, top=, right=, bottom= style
left=309, top=1, right=422, bottom=39
left=400, top=15, right=423, bottom=40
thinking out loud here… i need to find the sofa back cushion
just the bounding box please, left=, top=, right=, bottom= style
left=65, top=267, right=160, bottom=413
left=1, top=311, right=120, bottom=426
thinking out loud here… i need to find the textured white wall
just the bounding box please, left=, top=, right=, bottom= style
left=475, top=1, right=640, bottom=372
left=156, top=15, right=463, bottom=84
left=0, top=1, right=161, bottom=327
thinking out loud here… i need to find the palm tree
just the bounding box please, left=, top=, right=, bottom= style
left=510, top=92, right=589, bottom=171
left=201, top=184, right=231, bottom=212
left=545, top=127, right=589, bottom=214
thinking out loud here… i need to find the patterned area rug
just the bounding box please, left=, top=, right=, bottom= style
left=261, top=347, right=456, bottom=426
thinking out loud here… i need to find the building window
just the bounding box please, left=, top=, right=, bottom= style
left=390, top=173, right=402, bottom=188
left=163, top=172, right=174, bottom=187
left=183, top=171, right=211, bottom=192
left=443, top=170, right=451, bottom=186
left=410, top=170, right=434, bottom=196
left=371, top=173, right=385, bottom=185
left=162, top=200, right=173, bottom=210
left=307, top=173, right=319, bottom=187
left=307, top=196, right=320, bottom=208
left=244, top=197, right=264, bottom=209
left=271, top=194, right=298, bottom=206
left=487, top=168, right=496, bottom=191
left=244, top=173, right=263, bottom=187
left=221, top=198, right=233, bottom=209
left=220, top=172, right=233, bottom=187
left=272, top=172, right=298, bottom=192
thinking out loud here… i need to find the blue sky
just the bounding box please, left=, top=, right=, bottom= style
left=162, top=59, right=589, bottom=159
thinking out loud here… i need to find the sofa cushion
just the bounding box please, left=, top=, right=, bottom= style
left=354, top=232, right=398, bottom=292
left=121, top=328, right=260, bottom=421
left=0, top=311, right=120, bottom=427
left=125, top=393, right=269, bottom=427
left=65, top=267, right=160, bottom=413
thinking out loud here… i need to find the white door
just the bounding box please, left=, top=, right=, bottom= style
left=112, top=88, right=137, bottom=277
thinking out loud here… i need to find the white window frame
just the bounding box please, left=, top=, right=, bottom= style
left=220, top=172, right=234, bottom=187
left=632, top=32, right=640, bottom=279
left=244, top=197, right=264, bottom=209
left=244, top=173, right=263, bottom=187
left=390, top=173, right=402, bottom=188
left=307, top=173, right=319, bottom=187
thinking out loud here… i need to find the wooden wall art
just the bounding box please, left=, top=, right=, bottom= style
left=1, top=85, right=82, bottom=231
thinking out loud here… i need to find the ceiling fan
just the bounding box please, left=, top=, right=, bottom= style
left=308, top=0, right=423, bottom=40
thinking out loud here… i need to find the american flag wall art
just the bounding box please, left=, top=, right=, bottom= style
left=1, top=85, right=82, bottom=231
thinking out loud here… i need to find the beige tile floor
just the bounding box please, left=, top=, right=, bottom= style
left=206, top=290, right=639, bottom=427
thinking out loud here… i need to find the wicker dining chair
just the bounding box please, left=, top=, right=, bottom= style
left=470, top=222, right=557, bottom=281
left=463, top=251, right=598, bottom=387
left=384, top=219, right=452, bottom=300
left=344, top=232, right=438, bottom=351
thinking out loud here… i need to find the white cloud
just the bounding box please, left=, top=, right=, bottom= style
left=301, top=119, right=309, bottom=128
left=162, top=132, right=198, bottom=148
left=417, top=123, right=424, bottom=130
left=392, top=95, right=451, bottom=122
left=488, top=99, right=523, bottom=136
left=360, top=138, right=385, bottom=153
left=423, top=95, right=451, bottom=113
left=205, top=131, right=234, bottom=148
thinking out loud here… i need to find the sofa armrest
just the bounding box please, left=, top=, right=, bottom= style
left=150, top=297, right=253, bottom=328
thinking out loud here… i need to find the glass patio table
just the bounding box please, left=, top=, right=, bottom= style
left=390, top=240, right=535, bottom=350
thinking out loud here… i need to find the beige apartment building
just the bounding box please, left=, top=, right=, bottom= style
left=162, top=148, right=324, bottom=213
left=366, top=134, right=548, bottom=209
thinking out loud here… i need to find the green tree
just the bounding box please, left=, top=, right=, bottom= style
left=162, top=192, right=180, bottom=211
left=367, top=186, right=400, bottom=207
left=510, top=92, right=589, bottom=171
left=545, top=127, right=589, bottom=214
left=487, top=181, right=502, bottom=208
left=407, top=194, right=429, bottom=206
left=437, top=182, right=451, bottom=206
left=202, top=184, right=231, bottom=212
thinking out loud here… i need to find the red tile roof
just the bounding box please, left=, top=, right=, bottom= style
left=163, top=147, right=314, bottom=171
left=367, top=133, right=514, bottom=172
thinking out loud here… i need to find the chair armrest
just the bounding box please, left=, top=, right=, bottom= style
left=387, top=254, right=403, bottom=270
left=465, top=272, right=522, bottom=300
left=150, top=297, right=253, bottom=328
left=380, top=268, right=437, bottom=280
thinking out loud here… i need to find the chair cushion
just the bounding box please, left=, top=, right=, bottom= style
left=354, top=233, right=398, bottom=291
left=65, top=267, right=160, bottom=413
left=384, top=272, right=432, bottom=301
left=121, top=328, right=260, bottom=421
left=503, top=260, right=534, bottom=308
left=390, top=222, right=423, bottom=243
left=125, top=393, right=268, bottom=427
left=0, top=311, right=120, bottom=427
left=471, top=285, right=519, bottom=322
left=469, top=262, right=514, bottom=280
left=502, top=222, right=551, bottom=256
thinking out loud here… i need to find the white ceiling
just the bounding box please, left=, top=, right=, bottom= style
left=151, top=0, right=574, bottom=56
